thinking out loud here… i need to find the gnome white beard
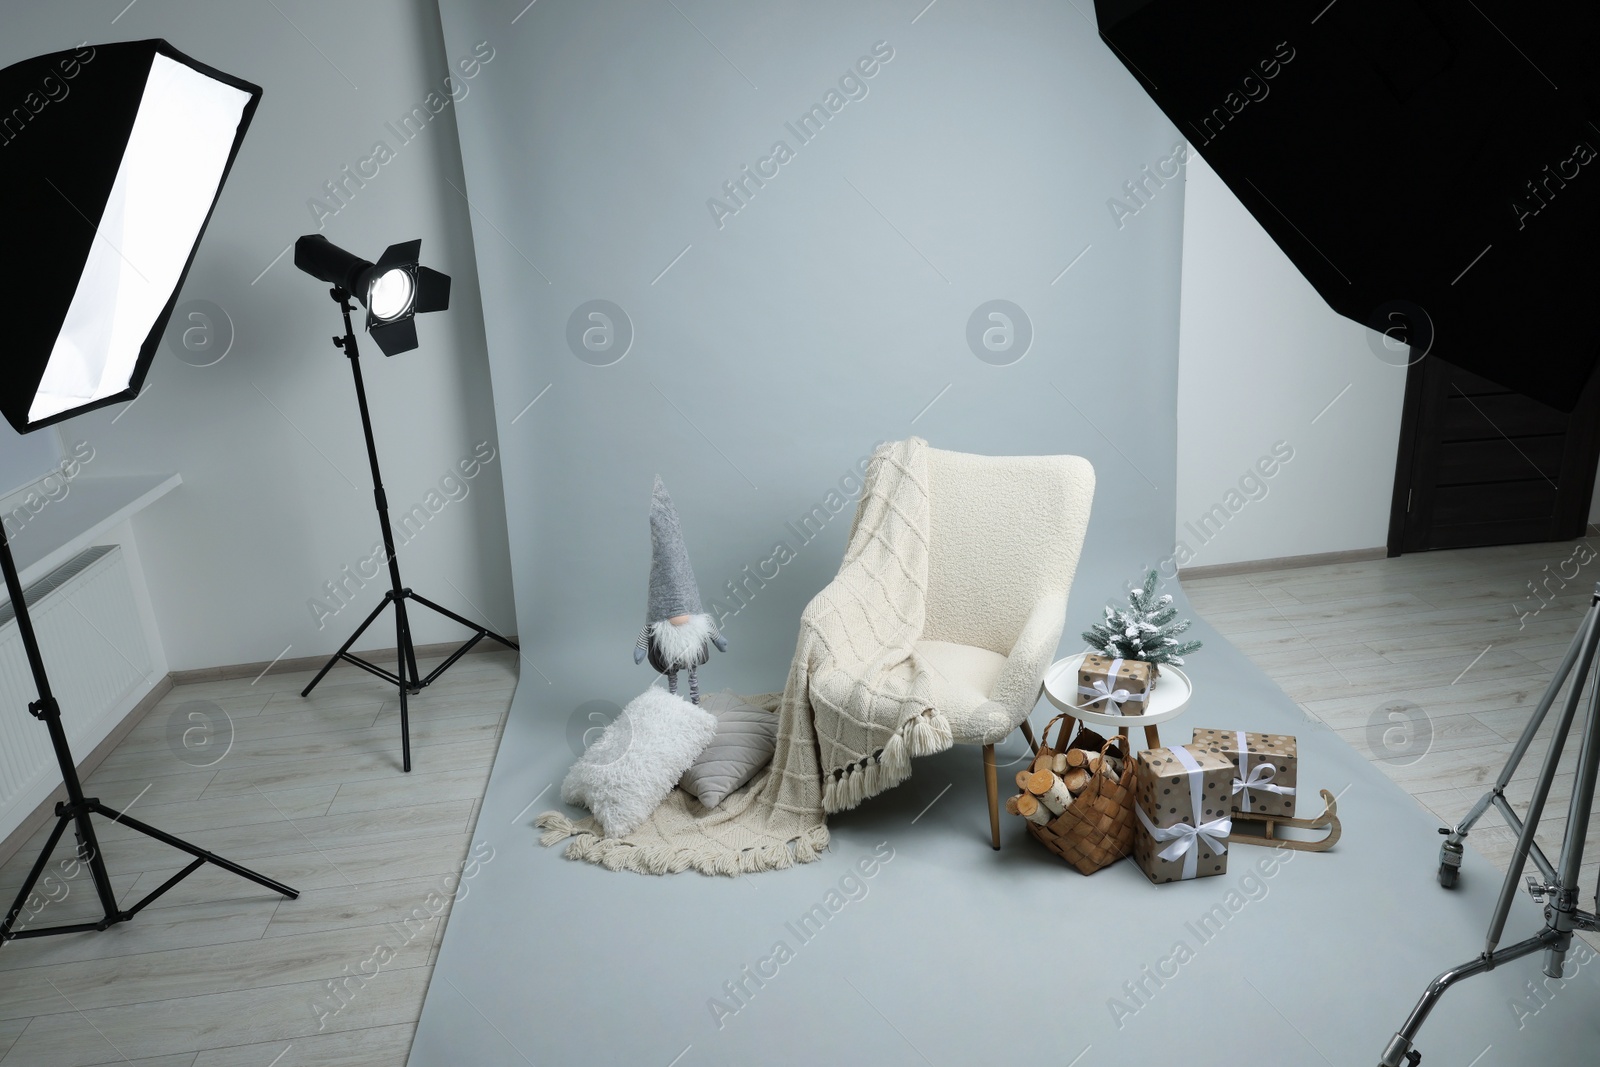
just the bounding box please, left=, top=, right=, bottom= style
left=649, top=614, right=718, bottom=668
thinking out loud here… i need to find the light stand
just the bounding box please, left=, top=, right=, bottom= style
left=0, top=523, right=297, bottom=946
left=298, top=287, right=518, bottom=772
left=1378, top=583, right=1600, bottom=1066
left=0, top=37, right=294, bottom=949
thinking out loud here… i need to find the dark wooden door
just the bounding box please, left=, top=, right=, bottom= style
left=1388, top=357, right=1600, bottom=555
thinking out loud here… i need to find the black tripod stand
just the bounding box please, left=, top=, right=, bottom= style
left=0, top=525, right=297, bottom=946
left=300, top=288, right=518, bottom=772
left=1378, top=583, right=1600, bottom=1065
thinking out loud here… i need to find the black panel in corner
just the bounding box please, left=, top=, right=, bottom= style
left=1091, top=0, right=1157, bottom=32
left=1329, top=0, right=1454, bottom=103
left=1089, top=0, right=1600, bottom=413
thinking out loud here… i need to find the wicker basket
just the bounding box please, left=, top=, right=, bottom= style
left=1024, top=714, right=1136, bottom=874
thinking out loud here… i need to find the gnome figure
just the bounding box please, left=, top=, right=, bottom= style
left=634, top=476, right=726, bottom=703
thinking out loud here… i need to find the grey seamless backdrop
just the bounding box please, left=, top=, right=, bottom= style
left=415, top=4, right=1600, bottom=1066
left=442, top=0, right=1183, bottom=676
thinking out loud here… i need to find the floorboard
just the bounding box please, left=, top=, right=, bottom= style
left=0, top=651, right=514, bottom=1065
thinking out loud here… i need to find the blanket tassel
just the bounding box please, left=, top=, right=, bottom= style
left=540, top=822, right=831, bottom=877
left=881, top=730, right=910, bottom=779
left=536, top=811, right=577, bottom=847
left=909, top=710, right=952, bottom=757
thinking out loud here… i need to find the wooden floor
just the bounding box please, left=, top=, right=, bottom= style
left=0, top=649, right=517, bottom=1067
left=1186, top=538, right=1600, bottom=949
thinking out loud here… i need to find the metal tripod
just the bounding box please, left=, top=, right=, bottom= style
left=0, top=523, right=297, bottom=948
left=299, top=288, right=518, bottom=772
left=1378, top=583, right=1600, bottom=1066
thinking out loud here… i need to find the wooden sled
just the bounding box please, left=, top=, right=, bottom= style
left=1229, top=788, right=1341, bottom=852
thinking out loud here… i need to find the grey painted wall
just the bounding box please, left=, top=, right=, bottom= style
left=1, top=1, right=514, bottom=670
left=437, top=0, right=1188, bottom=698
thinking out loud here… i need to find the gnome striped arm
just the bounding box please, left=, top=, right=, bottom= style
left=635, top=476, right=726, bottom=704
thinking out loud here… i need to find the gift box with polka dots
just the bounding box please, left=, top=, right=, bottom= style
left=1132, top=744, right=1233, bottom=884
left=1190, top=728, right=1298, bottom=820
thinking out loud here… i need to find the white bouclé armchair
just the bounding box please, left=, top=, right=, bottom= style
left=911, top=445, right=1095, bottom=848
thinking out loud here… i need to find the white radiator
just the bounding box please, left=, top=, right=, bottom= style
left=0, top=546, right=155, bottom=832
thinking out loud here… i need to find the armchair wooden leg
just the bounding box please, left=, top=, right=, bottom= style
left=983, top=744, right=1001, bottom=850
left=1019, top=719, right=1039, bottom=755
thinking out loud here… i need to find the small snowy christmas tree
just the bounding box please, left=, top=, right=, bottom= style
left=1081, top=569, right=1201, bottom=670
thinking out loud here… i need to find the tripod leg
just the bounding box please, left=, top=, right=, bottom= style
left=407, top=592, right=518, bottom=650
left=302, top=595, right=392, bottom=697
left=398, top=595, right=421, bottom=693
left=1378, top=929, right=1561, bottom=1066
left=1457, top=624, right=1587, bottom=844
left=0, top=815, right=70, bottom=940
left=1486, top=596, right=1600, bottom=952
left=417, top=632, right=484, bottom=688
left=1442, top=606, right=1594, bottom=889
left=69, top=807, right=120, bottom=921
left=1543, top=617, right=1600, bottom=978
left=394, top=596, right=413, bottom=772
left=1492, top=617, right=1587, bottom=794
left=94, top=804, right=298, bottom=900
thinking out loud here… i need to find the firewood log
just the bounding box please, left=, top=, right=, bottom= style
left=1015, top=792, right=1051, bottom=825
left=1025, top=769, right=1055, bottom=795
left=1036, top=774, right=1073, bottom=815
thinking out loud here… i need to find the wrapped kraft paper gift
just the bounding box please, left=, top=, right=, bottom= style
left=1133, top=745, right=1233, bottom=884
left=1076, top=654, right=1152, bottom=715
left=1191, top=728, right=1298, bottom=820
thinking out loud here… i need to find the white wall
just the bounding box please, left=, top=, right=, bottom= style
left=1, top=2, right=514, bottom=671
left=0, top=425, right=63, bottom=501
left=0, top=521, right=168, bottom=844
left=1174, top=149, right=1408, bottom=569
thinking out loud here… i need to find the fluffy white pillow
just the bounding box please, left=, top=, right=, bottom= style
left=561, top=687, right=718, bottom=838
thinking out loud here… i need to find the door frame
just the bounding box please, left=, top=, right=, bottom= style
left=1386, top=357, right=1428, bottom=558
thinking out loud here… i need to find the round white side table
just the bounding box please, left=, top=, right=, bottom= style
left=1038, top=653, right=1193, bottom=753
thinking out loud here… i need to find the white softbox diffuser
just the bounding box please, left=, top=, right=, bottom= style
left=0, top=40, right=261, bottom=433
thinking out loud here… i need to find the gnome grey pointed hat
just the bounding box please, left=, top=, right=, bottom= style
left=647, top=476, right=704, bottom=621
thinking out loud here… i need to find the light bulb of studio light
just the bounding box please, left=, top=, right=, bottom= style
left=368, top=268, right=415, bottom=322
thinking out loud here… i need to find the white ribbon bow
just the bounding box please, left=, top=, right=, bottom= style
left=1077, top=657, right=1148, bottom=715
left=1233, top=730, right=1295, bottom=813
left=1139, top=744, right=1230, bottom=879
left=1137, top=806, right=1233, bottom=879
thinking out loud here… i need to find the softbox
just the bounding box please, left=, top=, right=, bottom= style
left=0, top=42, right=297, bottom=953
left=1093, top=0, right=1600, bottom=411
left=0, top=39, right=261, bottom=432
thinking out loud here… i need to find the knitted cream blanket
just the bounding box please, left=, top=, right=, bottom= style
left=537, top=438, right=953, bottom=874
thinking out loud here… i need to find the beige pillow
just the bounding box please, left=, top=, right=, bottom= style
left=678, top=692, right=777, bottom=809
